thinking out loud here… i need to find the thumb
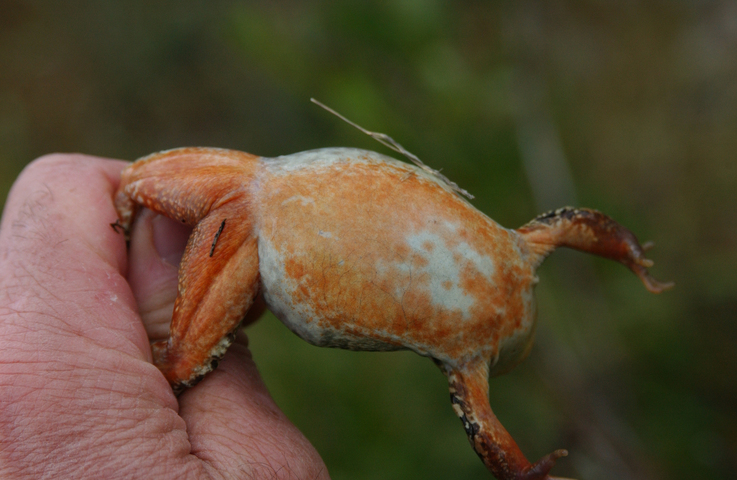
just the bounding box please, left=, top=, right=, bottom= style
left=126, top=208, right=191, bottom=340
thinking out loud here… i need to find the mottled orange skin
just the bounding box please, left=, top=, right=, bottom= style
left=257, top=152, right=534, bottom=369
left=114, top=147, right=671, bottom=480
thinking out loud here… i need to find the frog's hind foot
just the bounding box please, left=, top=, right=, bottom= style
left=517, top=207, right=674, bottom=294
left=441, top=359, right=569, bottom=480
left=523, top=449, right=569, bottom=480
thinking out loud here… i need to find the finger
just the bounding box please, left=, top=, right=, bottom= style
left=0, top=154, right=150, bottom=357
left=0, top=154, right=193, bottom=476
left=179, top=332, right=330, bottom=479
left=127, top=208, right=191, bottom=341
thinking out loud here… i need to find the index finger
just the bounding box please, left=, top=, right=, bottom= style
left=0, top=153, right=152, bottom=365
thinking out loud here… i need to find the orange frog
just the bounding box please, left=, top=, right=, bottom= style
left=114, top=146, right=672, bottom=480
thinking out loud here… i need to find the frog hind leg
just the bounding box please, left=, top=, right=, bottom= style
left=517, top=207, right=673, bottom=294
left=151, top=205, right=260, bottom=393
left=440, top=359, right=569, bottom=480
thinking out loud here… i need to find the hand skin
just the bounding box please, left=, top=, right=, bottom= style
left=0, top=154, right=329, bottom=479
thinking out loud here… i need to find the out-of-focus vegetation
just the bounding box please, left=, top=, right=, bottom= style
left=1, top=1, right=735, bottom=479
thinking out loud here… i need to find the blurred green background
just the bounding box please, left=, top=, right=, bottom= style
left=1, top=1, right=735, bottom=479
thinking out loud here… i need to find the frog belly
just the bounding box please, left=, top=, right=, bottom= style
left=258, top=234, right=406, bottom=351
left=252, top=148, right=537, bottom=364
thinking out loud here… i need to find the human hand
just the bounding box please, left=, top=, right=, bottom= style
left=0, top=154, right=329, bottom=479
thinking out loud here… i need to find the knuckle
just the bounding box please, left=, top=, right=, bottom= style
left=18, top=153, right=85, bottom=185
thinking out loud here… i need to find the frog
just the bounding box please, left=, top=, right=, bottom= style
left=113, top=146, right=672, bottom=480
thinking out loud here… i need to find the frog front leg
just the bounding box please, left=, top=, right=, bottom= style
left=114, top=147, right=262, bottom=392
left=151, top=207, right=260, bottom=392
left=440, top=359, right=568, bottom=480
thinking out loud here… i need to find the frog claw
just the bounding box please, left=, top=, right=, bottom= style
left=517, top=207, right=673, bottom=294
left=630, top=261, right=675, bottom=294
left=522, top=449, right=568, bottom=480
left=638, top=258, right=655, bottom=268
left=640, top=240, right=655, bottom=252
left=625, top=238, right=674, bottom=293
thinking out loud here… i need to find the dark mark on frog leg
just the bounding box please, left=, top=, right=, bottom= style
left=210, top=219, right=226, bottom=257
left=447, top=372, right=504, bottom=476
left=448, top=376, right=481, bottom=441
